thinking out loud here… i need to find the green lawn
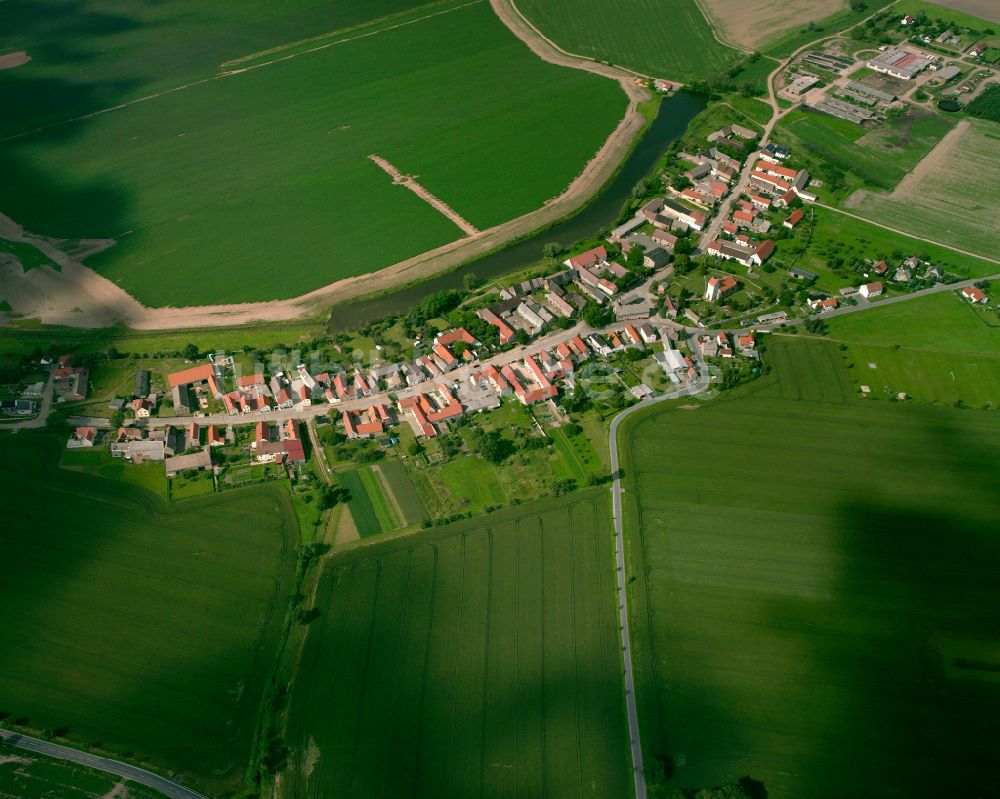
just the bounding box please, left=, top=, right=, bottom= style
left=439, top=455, right=506, bottom=510
left=849, top=120, right=1000, bottom=259
left=60, top=445, right=167, bottom=498
left=169, top=468, right=216, bottom=500
left=0, top=749, right=163, bottom=799
left=284, top=491, right=630, bottom=798
left=1, top=1, right=625, bottom=306
left=518, top=0, right=740, bottom=81
left=621, top=338, right=1000, bottom=798
left=0, top=434, right=297, bottom=795
left=825, top=290, right=1000, bottom=407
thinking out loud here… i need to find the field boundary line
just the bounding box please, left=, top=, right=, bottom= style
left=503, top=0, right=656, bottom=81
left=220, top=0, right=465, bottom=67
left=815, top=203, right=1000, bottom=266
left=0, top=0, right=483, bottom=145
left=690, top=0, right=755, bottom=54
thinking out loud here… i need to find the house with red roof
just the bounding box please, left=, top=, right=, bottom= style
left=859, top=281, right=883, bottom=299
left=564, top=245, right=607, bottom=270
left=67, top=426, right=96, bottom=448
left=962, top=286, right=987, bottom=303
left=477, top=308, right=515, bottom=345
left=784, top=208, right=804, bottom=228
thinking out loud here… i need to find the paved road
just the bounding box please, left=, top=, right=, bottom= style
left=607, top=340, right=710, bottom=799
left=0, top=730, right=205, bottom=799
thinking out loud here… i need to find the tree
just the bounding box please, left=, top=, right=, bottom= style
left=407, top=441, right=425, bottom=457
left=463, top=272, right=483, bottom=290
left=183, top=343, right=199, bottom=360
left=542, top=242, right=563, bottom=259
left=478, top=430, right=515, bottom=464
left=583, top=302, right=612, bottom=328
left=672, top=253, right=691, bottom=276
left=451, top=340, right=469, bottom=358
left=626, top=244, right=646, bottom=270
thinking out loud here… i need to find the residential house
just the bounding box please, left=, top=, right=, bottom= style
left=859, top=281, right=883, bottom=298
left=67, top=426, right=96, bottom=448
left=962, top=286, right=988, bottom=303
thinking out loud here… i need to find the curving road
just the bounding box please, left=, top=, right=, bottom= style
left=607, top=339, right=710, bottom=799
left=0, top=730, right=205, bottom=799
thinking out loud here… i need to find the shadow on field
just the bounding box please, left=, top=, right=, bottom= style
left=1, top=2, right=141, bottom=247
left=815, top=416, right=1000, bottom=799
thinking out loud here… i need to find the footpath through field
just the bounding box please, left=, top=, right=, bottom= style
left=0, top=730, right=203, bottom=799
left=607, top=340, right=711, bottom=799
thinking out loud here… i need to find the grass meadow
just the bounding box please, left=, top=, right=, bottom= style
left=1, top=1, right=625, bottom=306
left=284, top=491, right=630, bottom=799
left=621, top=339, right=1000, bottom=798
left=0, top=434, right=297, bottom=795
left=849, top=120, right=1000, bottom=258
left=775, top=107, right=955, bottom=195
left=826, top=290, right=1000, bottom=407
left=799, top=206, right=998, bottom=280
left=519, top=0, right=740, bottom=81
left=0, top=750, right=163, bottom=799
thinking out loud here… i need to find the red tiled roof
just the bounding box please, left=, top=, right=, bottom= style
left=167, top=363, right=214, bottom=388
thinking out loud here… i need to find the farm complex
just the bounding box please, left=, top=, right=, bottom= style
left=2, top=1, right=1000, bottom=799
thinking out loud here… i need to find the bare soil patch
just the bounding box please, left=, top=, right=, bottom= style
left=931, top=0, right=1000, bottom=24
left=0, top=51, right=30, bottom=70
left=698, top=0, right=846, bottom=49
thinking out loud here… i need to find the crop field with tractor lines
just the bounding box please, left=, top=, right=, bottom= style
left=0, top=435, right=297, bottom=796
left=621, top=339, right=1000, bottom=799
left=284, top=491, right=630, bottom=799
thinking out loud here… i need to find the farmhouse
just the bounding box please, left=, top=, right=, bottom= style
left=962, top=286, right=987, bottom=303
left=67, top=426, right=96, bottom=448
left=564, top=245, right=607, bottom=270
left=659, top=198, right=706, bottom=230
left=51, top=365, right=89, bottom=401
left=165, top=449, right=212, bottom=478
left=860, top=281, right=883, bottom=298
left=784, top=209, right=804, bottom=228
left=134, top=370, right=151, bottom=398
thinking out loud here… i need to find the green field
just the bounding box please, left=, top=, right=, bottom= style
left=358, top=464, right=402, bottom=531
left=796, top=205, right=998, bottom=281
left=0, top=434, right=296, bottom=794
left=0, top=749, right=163, bottom=799
left=621, top=338, right=1000, bottom=798
left=338, top=468, right=385, bottom=537
left=1, top=1, right=625, bottom=306
left=826, top=290, right=1000, bottom=406
left=775, top=107, right=955, bottom=195
left=378, top=458, right=429, bottom=525
left=519, top=0, right=739, bottom=81
left=850, top=120, right=1000, bottom=257
left=284, top=491, right=630, bottom=798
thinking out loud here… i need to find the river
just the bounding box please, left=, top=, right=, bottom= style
left=328, top=90, right=707, bottom=331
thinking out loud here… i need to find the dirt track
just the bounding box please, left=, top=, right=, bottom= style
left=0, top=0, right=649, bottom=332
